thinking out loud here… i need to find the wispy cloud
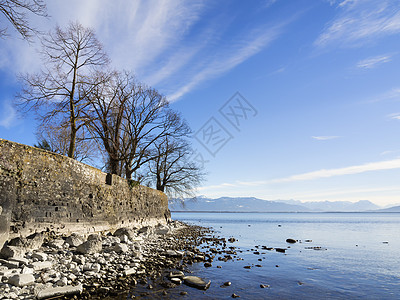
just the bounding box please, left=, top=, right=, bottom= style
left=271, top=158, right=400, bottom=183
left=315, top=0, right=400, bottom=47
left=312, top=136, right=340, bottom=140
left=0, top=101, right=17, bottom=128
left=387, top=113, right=400, bottom=120
left=199, top=158, right=400, bottom=191
left=167, top=24, right=286, bottom=102
left=356, top=54, right=392, bottom=69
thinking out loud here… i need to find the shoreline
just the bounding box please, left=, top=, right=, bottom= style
left=0, top=221, right=222, bottom=299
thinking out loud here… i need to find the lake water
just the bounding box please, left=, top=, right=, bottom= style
left=171, top=212, right=400, bottom=299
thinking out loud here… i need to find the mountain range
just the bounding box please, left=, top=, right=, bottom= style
left=169, top=196, right=394, bottom=212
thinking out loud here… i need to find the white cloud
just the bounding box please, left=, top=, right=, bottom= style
left=271, top=158, right=400, bottom=183
left=315, top=0, right=400, bottom=47
left=167, top=22, right=288, bottom=102
left=356, top=54, right=392, bottom=69
left=0, top=101, right=17, bottom=128
left=199, top=158, right=400, bottom=192
left=388, top=113, right=400, bottom=120
left=312, top=136, right=340, bottom=140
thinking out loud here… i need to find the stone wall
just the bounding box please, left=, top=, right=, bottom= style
left=0, top=138, right=170, bottom=248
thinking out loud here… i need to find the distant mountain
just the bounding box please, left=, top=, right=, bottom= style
left=278, top=199, right=380, bottom=212
left=373, top=205, right=400, bottom=212
left=170, top=197, right=382, bottom=212
left=170, top=197, right=311, bottom=212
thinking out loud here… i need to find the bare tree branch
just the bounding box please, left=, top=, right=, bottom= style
left=16, top=22, right=109, bottom=158
left=0, top=0, right=47, bottom=40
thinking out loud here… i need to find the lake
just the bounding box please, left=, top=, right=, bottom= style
left=171, top=212, right=400, bottom=299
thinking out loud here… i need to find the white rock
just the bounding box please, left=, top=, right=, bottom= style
left=31, top=261, right=53, bottom=271
left=35, top=284, right=83, bottom=299
left=21, top=266, right=33, bottom=274
left=123, top=268, right=136, bottom=276
left=8, top=274, right=35, bottom=287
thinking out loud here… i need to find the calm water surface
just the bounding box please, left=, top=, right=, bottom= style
left=171, top=212, right=400, bottom=299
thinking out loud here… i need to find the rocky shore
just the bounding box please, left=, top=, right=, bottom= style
left=0, top=221, right=226, bottom=299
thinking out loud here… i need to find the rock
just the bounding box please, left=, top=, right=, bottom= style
left=171, top=277, right=182, bottom=284
left=124, top=268, right=136, bottom=276
left=0, top=258, right=19, bottom=268
left=138, top=226, right=151, bottom=234
left=286, top=238, right=297, bottom=244
left=231, top=293, right=240, bottom=298
left=9, top=257, right=29, bottom=265
left=180, top=291, right=188, bottom=295
left=8, top=232, right=44, bottom=250
left=21, top=266, right=34, bottom=274
left=119, top=234, right=131, bottom=243
left=223, top=281, right=231, bottom=286
left=228, top=238, right=236, bottom=243
left=204, top=262, right=212, bottom=268
left=243, top=266, right=251, bottom=269
left=169, top=270, right=185, bottom=279
left=65, top=234, right=85, bottom=247
left=155, top=225, right=169, bottom=235
left=114, top=227, right=136, bottom=241
left=164, top=250, right=184, bottom=257
left=83, top=263, right=101, bottom=272
left=48, top=239, right=65, bottom=249
left=183, top=276, right=211, bottom=290
left=31, top=261, right=53, bottom=271
left=35, top=284, right=83, bottom=299
left=260, top=284, right=270, bottom=288
left=72, top=255, right=85, bottom=265
left=76, top=239, right=102, bottom=254
left=56, top=277, right=68, bottom=287
left=0, top=245, right=26, bottom=259
left=275, top=248, right=286, bottom=253
left=113, top=243, right=129, bottom=253
left=8, top=274, right=35, bottom=287
left=32, top=252, right=48, bottom=261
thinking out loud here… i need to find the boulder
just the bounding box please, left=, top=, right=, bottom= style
left=87, top=234, right=102, bottom=242
left=114, top=227, right=136, bottom=241
left=183, top=276, right=211, bottom=290
left=8, top=274, right=35, bottom=287
left=76, top=239, right=102, bottom=255
left=113, top=243, right=129, bottom=253
left=8, top=232, right=44, bottom=250
left=65, top=234, right=85, bottom=247
left=0, top=245, right=26, bottom=259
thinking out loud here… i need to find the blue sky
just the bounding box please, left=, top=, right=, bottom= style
left=1, top=0, right=400, bottom=206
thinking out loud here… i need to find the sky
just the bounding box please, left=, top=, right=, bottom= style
left=1, top=0, right=400, bottom=206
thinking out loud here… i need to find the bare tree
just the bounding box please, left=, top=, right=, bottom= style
left=147, top=136, right=204, bottom=198
left=84, top=70, right=132, bottom=175
left=17, top=22, right=109, bottom=158
left=0, top=0, right=47, bottom=39
left=122, top=87, right=191, bottom=180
